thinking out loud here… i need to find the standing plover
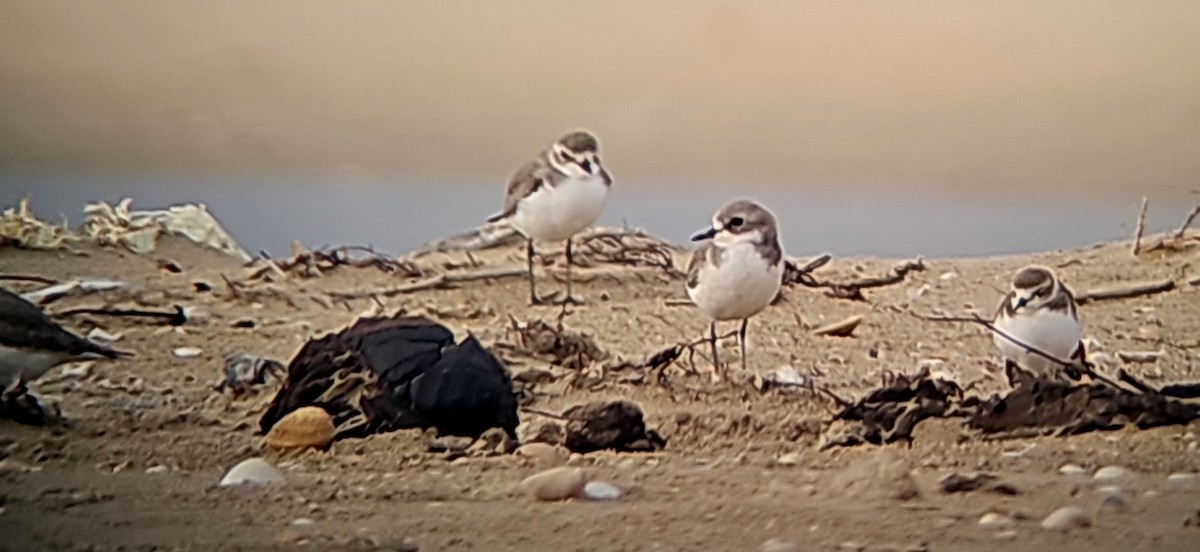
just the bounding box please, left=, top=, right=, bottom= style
left=992, top=265, right=1085, bottom=382
left=0, top=287, right=130, bottom=401
left=488, top=130, right=612, bottom=305
left=686, top=199, right=785, bottom=373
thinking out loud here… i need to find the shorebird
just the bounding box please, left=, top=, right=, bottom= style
left=686, top=199, right=785, bottom=373
left=487, top=130, right=612, bottom=305
left=0, top=287, right=130, bottom=402
left=992, top=265, right=1085, bottom=383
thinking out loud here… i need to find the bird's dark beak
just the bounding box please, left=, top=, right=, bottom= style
left=691, top=227, right=717, bottom=242
left=1015, top=297, right=1028, bottom=310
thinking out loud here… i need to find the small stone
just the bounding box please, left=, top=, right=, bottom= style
left=426, top=436, right=474, bottom=454
left=520, top=467, right=586, bottom=501
left=939, top=272, right=958, bottom=281
left=218, top=458, right=285, bottom=488
left=993, top=530, right=1018, bottom=541
left=775, top=452, right=801, bottom=467
left=172, top=347, right=203, bottom=359
left=1059, top=464, right=1087, bottom=477
left=978, top=512, right=1015, bottom=529
left=1167, top=473, right=1197, bottom=490
left=839, top=542, right=865, bottom=552
left=274, top=528, right=310, bottom=546
left=761, top=539, right=800, bottom=552
left=582, top=481, right=622, bottom=501
left=514, top=443, right=565, bottom=465
left=1041, top=506, right=1091, bottom=531
left=1093, top=466, right=1133, bottom=487
left=265, top=407, right=336, bottom=451
left=144, top=465, right=169, bottom=475
left=1096, top=486, right=1128, bottom=512
left=938, top=471, right=996, bottom=493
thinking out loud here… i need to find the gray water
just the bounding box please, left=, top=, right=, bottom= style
left=3, top=171, right=1190, bottom=260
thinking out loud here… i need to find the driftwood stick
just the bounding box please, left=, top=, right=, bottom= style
left=0, top=274, right=58, bottom=285
left=1175, top=203, right=1200, bottom=239
left=915, top=313, right=1123, bottom=390
left=1132, top=196, right=1148, bottom=255
left=1075, top=278, right=1175, bottom=304
left=327, top=267, right=527, bottom=299
left=55, top=305, right=189, bottom=326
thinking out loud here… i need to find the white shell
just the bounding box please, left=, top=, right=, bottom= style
left=219, top=458, right=285, bottom=488
left=173, top=347, right=203, bottom=359
left=1040, top=506, right=1090, bottom=531
left=1092, top=465, right=1132, bottom=486
left=582, top=481, right=622, bottom=501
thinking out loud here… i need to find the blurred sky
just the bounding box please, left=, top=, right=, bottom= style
left=3, top=1, right=1198, bottom=193
left=1, top=1, right=1198, bottom=256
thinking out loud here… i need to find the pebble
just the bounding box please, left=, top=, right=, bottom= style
left=1093, top=465, right=1132, bottom=487
left=1040, top=506, right=1091, bottom=531
left=839, top=542, right=866, bottom=552
left=978, top=512, right=1015, bottom=529
left=218, top=458, right=285, bottom=488
left=520, top=467, right=586, bottom=501
left=144, top=465, right=169, bottom=475
left=582, top=481, right=622, bottom=501
left=514, top=443, right=565, bottom=465
left=172, top=347, right=203, bottom=359
left=761, top=539, right=800, bottom=552
left=993, top=530, right=1018, bottom=541
left=290, top=518, right=316, bottom=528
left=1059, top=464, right=1088, bottom=477
left=1096, top=486, right=1129, bottom=512
left=1166, top=473, right=1197, bottom=490
left=775, top=452, right=801, bottom=467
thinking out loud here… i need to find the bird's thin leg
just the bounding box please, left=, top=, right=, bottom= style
left=709, top=321, right=720, bottom=373
left=737, top=319, right=749, bottom=372
left=561, top=237, right=581, bottom=305
left=526, top=238, right=543, bottom=305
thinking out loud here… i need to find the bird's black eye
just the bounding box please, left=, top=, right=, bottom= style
left=729, top=217, right=744, bottom=228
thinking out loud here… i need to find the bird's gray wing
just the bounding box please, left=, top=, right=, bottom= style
left=685, top=242, right=717, bottom=290
left=0, top=288, right=122, bottom=357
left=486, top=156, right=553, bottom=223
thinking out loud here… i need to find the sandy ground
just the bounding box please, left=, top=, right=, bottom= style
left=1, top=234, right=1199, bottom=552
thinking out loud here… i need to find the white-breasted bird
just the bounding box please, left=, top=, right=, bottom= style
left=992, top=265, right=1085, bottom=383
left=487, top=130, right=612, bottom=305
left=686, top=199, right=785, bottom=373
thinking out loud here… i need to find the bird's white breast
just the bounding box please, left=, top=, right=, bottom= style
left=688, top=242, right=783, bottom=321
left=510, top=176, right=609, bottom=242
left=993, top=308, right=1082, bottom=376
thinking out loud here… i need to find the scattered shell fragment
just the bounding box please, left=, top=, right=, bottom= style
left=1093, top=466, right=1133, bottom=487
left=144, top=465, right=169, bottom=475
left=812, top=315, right=864, bottom=338
left=978, top=512, right=1015, bottom=529
left=1059, top=464, right=1087, bottom=477
left=264, top=407, right=336, bottom=451
left=1096, top=486, right=1129, bottom=511
left=1040, top=506, right=1090, bottom=531
left=520, top=467, right=587, bottom=501
left=172, top=347, right=203, bottom=359
left=582, top=481, right=622, bottom=501
left=218, top=458, right=285, bottom=488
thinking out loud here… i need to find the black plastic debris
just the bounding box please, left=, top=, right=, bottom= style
left=822, top=368, right=1200, bottom=449
left=259, top=315, right=519, bottom=440
left=562, top=400, right=666, bottom=453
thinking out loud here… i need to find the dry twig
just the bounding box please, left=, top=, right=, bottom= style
left=574, top=229, right=681, bottom=275
left=1075, top=278, right=1175, bottom=304
left=0, top=274, right=58, bottom=285
left=1175, top=203, right=1200, bottom=239
left=786, top=255, right=926, bottom=301
left=55, top=304, right=188, bottom=326
left=1132, top=196, right=1148, bottom=255
left=327, top=267, right=527, bottom=300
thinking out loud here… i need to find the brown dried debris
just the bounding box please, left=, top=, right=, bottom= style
left=247, top=243, right=422, bottom=282
left=572, top=228, right=682, bottom=276
left=503, top=315, right=608, bottom=370
left=785, top=254, right=927, bottom=301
